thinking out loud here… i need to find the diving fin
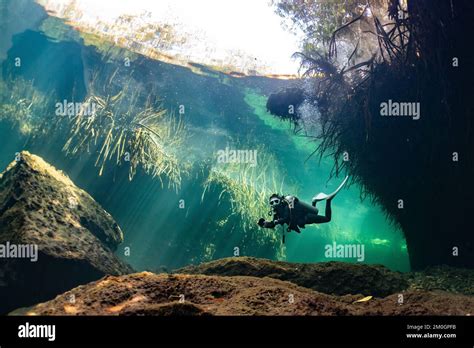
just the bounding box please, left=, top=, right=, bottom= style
left=312, top=176, right=349, bottom=205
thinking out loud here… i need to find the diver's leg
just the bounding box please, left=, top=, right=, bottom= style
left=306, top=200, right=332, bottom=224
left=325, top=199, right=332, bottom=221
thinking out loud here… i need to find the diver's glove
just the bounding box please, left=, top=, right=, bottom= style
left=257, top=218, right=265, bottom=227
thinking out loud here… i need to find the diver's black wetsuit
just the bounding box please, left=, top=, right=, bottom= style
left=258, top=195, right=332, bottom=233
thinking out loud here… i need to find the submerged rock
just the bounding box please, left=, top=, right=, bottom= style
left=406, top=265, right=474, bottom=296
left=266, top=87, right=305, bottom=121
left=175, top=257, right=409, bottom=297
left=9, top=272, right=351, bottom=316
left=0, top=151, right=133, bottom=314
left=12, top=271, right=473, bottom=316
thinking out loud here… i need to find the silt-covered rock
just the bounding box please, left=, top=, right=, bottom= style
left=0, top=151, right=133, bottom=314
left=176, top=256, right=408, bottom=297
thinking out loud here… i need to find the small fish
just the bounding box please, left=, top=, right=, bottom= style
left=353, top=295, right=373, bottom=303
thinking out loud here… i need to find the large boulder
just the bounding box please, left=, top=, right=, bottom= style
left=176, top=257, right=408, bottom=297
left=0, top=151, right=133, bottom=314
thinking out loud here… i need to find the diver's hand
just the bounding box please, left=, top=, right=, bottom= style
left=274, top=218, right=283, bottom=225
left=257, top=218, right=265, bottom=227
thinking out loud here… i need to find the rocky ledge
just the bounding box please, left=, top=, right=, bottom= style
left=11, top=269, right=473, bottom=316
left=10, top=257, right=474, bottom=316
left=176, top=256, right=408, bottom=297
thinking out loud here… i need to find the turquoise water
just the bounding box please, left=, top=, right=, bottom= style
left=243, top=92, right=409, bottom=271
left=0, top=4, right=410, bottom=272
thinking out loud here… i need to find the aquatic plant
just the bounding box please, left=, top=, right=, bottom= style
left=201, top=146, right=286, bottom=251
left=62, top=79, right=186, bottom=187
left=0, top=78, right=51, bottom=135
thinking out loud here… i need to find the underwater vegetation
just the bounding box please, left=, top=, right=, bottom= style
left=272, top=0, right=474, bottom=269
left=202, top=146, right=286, bottom=254
left=0, top=77, right=51, bottom=135
left=1, top=44, right=188, bottom=188
left=62, top=70, right=187, bottom=187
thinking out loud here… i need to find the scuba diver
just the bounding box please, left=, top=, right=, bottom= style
left=257, top=176, right=348, bottom=243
